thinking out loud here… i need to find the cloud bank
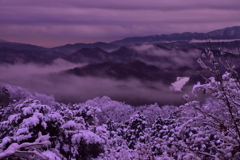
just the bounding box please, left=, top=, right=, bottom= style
left=0, top=0, right=240, bottom=47
left=0, top=60, right=185, bottom=106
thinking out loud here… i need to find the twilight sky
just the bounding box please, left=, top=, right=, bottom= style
left=0, top=0, right=240, bottom=47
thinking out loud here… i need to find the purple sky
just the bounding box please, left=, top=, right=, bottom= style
left=0, top=0, right=240, bottom=47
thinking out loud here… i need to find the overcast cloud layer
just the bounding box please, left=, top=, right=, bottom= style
left=0, top=0, right=240, bottom=47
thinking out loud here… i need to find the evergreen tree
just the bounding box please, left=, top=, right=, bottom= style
left=123, top=112, right=148, bottom=149
left=151, top=115, right=180, bottom=158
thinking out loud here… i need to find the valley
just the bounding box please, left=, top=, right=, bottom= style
left=1, top=26, right=240, bottom=106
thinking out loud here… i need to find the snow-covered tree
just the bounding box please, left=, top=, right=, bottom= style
left=0, top=86, right=11, bottom=108
left=84, top=96, right=134, bottom=124
left=0, top=99, right=64, bottom=159
left=178, top=47, right=240, bottom=159
left=123, top=112, right=148, bottom=149
left=150, top=115, right=181, bottom=159
left=59, top=103, right=105, bottom=160
left=0, top=86, right=11, bottom=122
left=0, top=132, right=51, bottom=160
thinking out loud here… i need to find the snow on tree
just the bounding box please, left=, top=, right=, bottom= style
left=3, top=84, right=32, bottom=102
left=0, top=86, right=11, bottom=108
left=0, top=99, right=64, bottom=159
left=84, top=96, right=134, bottom=124
left=70, top=130, right=105, bottom=159
left=70, top=103, right=101, bottom=128
left=0, top=132, right=51, bottom=160
left=0, top=86, right=11, bottom=123
left=177, top=47, right=240, bottom=159
left=59, top=103, right=105, bottom=159
left=138, top=103, right=178, bottom=126
left=34, top=92, right=59, bottom=109
left=123, top=112, right=148, bottom=149
left=3, top=44, right=240, bottom=160
left=106, top=119, right=117, bottom=138
left=150, top=115, right=181, bottom=159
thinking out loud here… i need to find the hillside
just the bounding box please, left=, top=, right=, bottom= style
left=64, top=60, right=176, bottom=84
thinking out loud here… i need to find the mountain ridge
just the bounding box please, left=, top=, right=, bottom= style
left=111, top=26, right=240, bottom=45
left=0, top=26, right=240, bottom=49
left=64, top=60, right=176, bottom=84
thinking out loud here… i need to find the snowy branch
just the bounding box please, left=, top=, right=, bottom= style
left=0, top=133, right=51, bottom=159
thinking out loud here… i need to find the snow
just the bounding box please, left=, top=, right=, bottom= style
left=61, top=120, right=85, bottom=130
left=15, top=128, right=29, bottom=136
left=2, top=77, right=240, bottom=159
left=13, top=133, right=32, bottom=142
left=22, top=116, right=40, bottom=127
left=0, top=137, right=12, bottom=151
left=22, top=106, right=33, bottom=115
left=0, top=133, right=51, bottom=159
left=42, top=150, right=61, bottom=160
left=47, top=112, right=62, bottom=121
left=71, top=130, right=104, bottom=144
left=8, top=113, right=21, bottom=124
left=171, top=77, right=190, bottom=91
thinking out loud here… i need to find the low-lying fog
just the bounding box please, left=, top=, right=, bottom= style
left=0, top=45, right=200, bottom=106
left=131, top=44, right=198, bottom=68
left=0, top=59, right=188, bottom=106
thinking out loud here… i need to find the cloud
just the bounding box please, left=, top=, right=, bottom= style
left=1, top=0, right=240, bottom=10
left=0, top=59, right=83, bottom=78
left=131, top=44, right=199, bottom=68
left=0, top=61, right=185, bottom=106
left=0, top=0, right=240, bottom=47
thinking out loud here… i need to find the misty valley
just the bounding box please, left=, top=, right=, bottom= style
left=0, top=43, right=207, bottom=106
left=1, top=26, right=240, bottom=159
left=1, top=26, right=240, bottom=106
left=0, top=43, right=186, bottom=105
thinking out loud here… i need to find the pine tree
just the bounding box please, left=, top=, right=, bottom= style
left=151, top=115, right=180, bottom=157
left=123, top=112, right=148, bottom=149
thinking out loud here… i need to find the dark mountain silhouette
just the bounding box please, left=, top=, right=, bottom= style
left=0, top=46, right=64, bottom=64
left=0, top=39, right=9, bottom=43
left=208, top=26, right=240, bottom=39
left=52, top=42, right=119, bottom=54
left=64, top=47, right=109, bottom=63
left=111, top=33, right=206, bottom=45
left=111, top=26, right=240, bottom=45
left=64, top=61, right=176, bottom=84
left=109, top=46, right=139, bottom=61
left=63, top=45, right=200, bottom=66
left=0, top=26, right=240, bottom=65
left=63, top=46, right=143, bottom=63
left=0, top=41, right=47, bottom=51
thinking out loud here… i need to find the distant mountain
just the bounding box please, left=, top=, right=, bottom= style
left=52, top=42, right=119, bottom=54
left=110, top=46, right=138, bottom=61
left=1, top=26, right=240, bottom=65
left=111, top=26, right=240, bottom=45
left=63, top=46, right=138, bottom=63
left=0, top=40, right=198, bottom=65
left=0, top=46, right=64, bottom=64
left=0, top=40, right=239, bottom=66
left=208, top=26, right=240, bottom=39
left=64, top=61, right=176, bottom=84
left=0, top=39, right=9, bottom=43
left=0, top=40, right=47, bottom=51
left=1, top=26, right=240, bottom=51
left=111, top=33, right=206, bottom=45
left=64, top=47, right=109, bottom=63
